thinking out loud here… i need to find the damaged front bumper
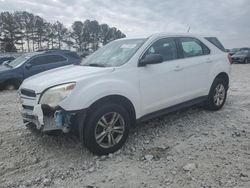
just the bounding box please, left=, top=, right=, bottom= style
left=18, top=89, right=77, bottom=133
left=21, top=104, right=75, bottom=133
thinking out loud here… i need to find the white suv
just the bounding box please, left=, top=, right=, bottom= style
left=18, top=33, right=231, bottom=155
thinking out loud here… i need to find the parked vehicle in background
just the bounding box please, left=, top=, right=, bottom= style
left=229, top=48, right=240, bottom=56
left=240, top=47, right=250, bottom=51
left=0, top=49, right=80, bottom=90
left=232, top=50, right=250, bottom=64
left=0, top=56, right=15, bottom=65
left=19, top=33, right=231, bottom=155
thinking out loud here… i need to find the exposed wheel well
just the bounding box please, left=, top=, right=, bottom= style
left=87, top=95, right=136, bottom=127
left=215, top=72, right=229, bottom=89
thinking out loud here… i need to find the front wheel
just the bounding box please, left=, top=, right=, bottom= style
left=5, top=83, right=16, bottom=90
left=82, top=104, right=130, bottom=155
left=205, top=78, right=227, bottom=111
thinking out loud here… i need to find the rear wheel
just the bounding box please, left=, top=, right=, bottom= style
left=82, top=103, right=130, bottom=155
left=244, top=58, right=249, bottom=64
left=205, top=78, right=227, bottom=111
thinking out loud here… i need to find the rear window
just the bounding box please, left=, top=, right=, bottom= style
left=205, top=37, right=226, bottom=52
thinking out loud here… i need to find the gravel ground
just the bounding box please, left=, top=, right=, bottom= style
left=0, top=64, right=250, bottom=188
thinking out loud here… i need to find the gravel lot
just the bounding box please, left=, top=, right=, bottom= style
left=0, top=64, right=250, bottom=188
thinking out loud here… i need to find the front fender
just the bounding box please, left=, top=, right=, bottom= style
left=60, top=76, right=141, bottom=118
left=0, top=71, right=23, bottom=83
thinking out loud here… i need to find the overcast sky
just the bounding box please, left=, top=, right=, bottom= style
left=1, top=0, right=249, bottom=48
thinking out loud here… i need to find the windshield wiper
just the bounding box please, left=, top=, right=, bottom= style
left=85, top=63, right=106, bottom=67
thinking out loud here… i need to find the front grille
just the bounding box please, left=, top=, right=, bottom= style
left=20, top=89, right=36, bottom=98
left=22, top=105, right=34, bottom=111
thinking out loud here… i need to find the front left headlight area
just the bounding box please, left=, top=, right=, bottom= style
left=39, top=82, right=76, bottom=108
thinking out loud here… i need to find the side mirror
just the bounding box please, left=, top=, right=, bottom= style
left=139, top=54, right=163, bottom=67
left=25, top=63, right=32, bottom=69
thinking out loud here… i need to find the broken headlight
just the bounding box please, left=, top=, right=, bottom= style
left=40, top=83, right=76, bottom=107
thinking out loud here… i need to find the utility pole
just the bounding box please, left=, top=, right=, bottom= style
left=187, top=26, right=191, bottom=33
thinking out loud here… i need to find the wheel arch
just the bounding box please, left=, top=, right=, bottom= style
left=215, top=72, right=229, bottom=89
left=86, top=94, right=137, bottom=127
left=3, top=78, right=22, bottom=89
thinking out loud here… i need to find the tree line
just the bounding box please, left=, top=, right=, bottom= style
left=0, top=11, right=126, bottom=53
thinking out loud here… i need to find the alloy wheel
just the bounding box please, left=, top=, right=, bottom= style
left=95, top=112, right=125, bottom=148
left=213, top=84, right=225, bottom=106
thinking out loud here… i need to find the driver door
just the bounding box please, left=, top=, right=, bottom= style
left=138, top=38, right=186, bottom=115
left=23, top=56, right=45, bottom=79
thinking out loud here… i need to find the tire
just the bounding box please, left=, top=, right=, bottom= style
left=82, top=103, right=130, bottom=155
left=205, top=77, right=227, bottom=111
left=4, top=80, right=20, bottom=90
left=5, top=83, right=16, bottom=90
left=244, top=58, right=248, bottom=64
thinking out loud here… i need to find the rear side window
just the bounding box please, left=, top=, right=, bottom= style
left=179, top=37, right=210, bottom=58
left=66, top=52, right=80, bottom=59
left=143, top=38, right=178, bottom=61
left=45, top=55, right=67, bottom=64
left=30, top=55, right=66, bottom=66
left=30, top=57, right=44, bottom=66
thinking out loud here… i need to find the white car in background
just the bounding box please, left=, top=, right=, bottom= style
left=18, top=33, right=231, bottom=155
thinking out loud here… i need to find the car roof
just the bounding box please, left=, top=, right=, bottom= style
left=116, top=33, right=206, bottom=41
left=150, top=32, right=204, bottom=38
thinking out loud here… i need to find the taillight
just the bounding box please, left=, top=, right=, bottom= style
left=228, top=53, right=233, bottom=64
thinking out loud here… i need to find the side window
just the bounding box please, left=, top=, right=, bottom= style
left=66, top=52, right=80, bottom=59
left=143, top=38, right=178, bottom=61
left=179, top=38, right=209, bottom=58
left=45, top=55, right=67, bottom=64
left=29, top=57, right=44, bottom=66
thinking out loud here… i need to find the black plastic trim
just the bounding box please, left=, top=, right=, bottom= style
left=137, top=96, right=207, bottom=123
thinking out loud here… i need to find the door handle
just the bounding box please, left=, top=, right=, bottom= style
left=174, top=66, right=183, bottom=71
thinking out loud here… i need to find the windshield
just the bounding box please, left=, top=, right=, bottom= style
left=81, top=38, right=146, bottom=67
left=235, top=50, right=249, bottom=55
left=8, top=54, right=32, bottom=68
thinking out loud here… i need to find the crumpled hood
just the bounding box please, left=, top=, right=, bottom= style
left=21, top=65, right=114, bottom=93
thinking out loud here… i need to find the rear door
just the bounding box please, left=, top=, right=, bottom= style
left=175, top=37, right=212, bottom=99
left=43, top=54, right=68, bottom=71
